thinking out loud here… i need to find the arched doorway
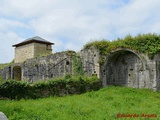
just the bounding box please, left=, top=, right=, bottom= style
left=105, top=50, right=143, bottom=88
left=13, top=66, right=22, bottom=81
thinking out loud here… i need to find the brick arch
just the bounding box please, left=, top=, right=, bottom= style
left=13, top=66, right=22, bottom=81
left=103, top=48, right=145, bottom=88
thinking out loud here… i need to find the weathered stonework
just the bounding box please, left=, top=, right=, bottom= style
left=14, top=43, right=35, bottom=63
left=104, top=50, right=159, bottom=90
left=80, top=47, right=160, bottom=91
left=1, top=36, right=160, bottom=91
left=13, top=36, right=53, bottom=63
left=80, top=46, right=100, bottom=78
left=2, top=51, right=75, bottom=83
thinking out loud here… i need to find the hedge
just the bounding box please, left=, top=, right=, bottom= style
left=0, top=75, right=101, bottom=100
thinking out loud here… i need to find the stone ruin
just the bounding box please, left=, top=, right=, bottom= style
left=0, top=36, right=160, bottom=91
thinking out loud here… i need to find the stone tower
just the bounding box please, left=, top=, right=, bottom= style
left=12, top=36, right=54, bottom=63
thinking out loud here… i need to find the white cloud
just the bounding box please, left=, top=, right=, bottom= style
left=0, top=31, right=23, bottom=63
left=1, top=0, right=160, bottom=63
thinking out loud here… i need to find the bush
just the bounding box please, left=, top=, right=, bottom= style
left=0, top=76, right=102, bottom=100
left=84, top=33, right=160, bottom=63
left=0, top=76, right=2, bottom=84
left=0, top=80, right=30, bottom=99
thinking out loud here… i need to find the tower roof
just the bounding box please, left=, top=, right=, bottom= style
left=12, top=36, right=54, bottom=47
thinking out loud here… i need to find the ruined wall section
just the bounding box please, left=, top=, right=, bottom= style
left=153, top=53, right=160, bottom=90
left=101, top=49, right=158, bottom=91
left=22, top=51, right=75, bottom=82
left=0, top=69, right=3, bottom=78
left=80, top=46, right=100, bottom=78
left=0, top=66, right=11, bottom=81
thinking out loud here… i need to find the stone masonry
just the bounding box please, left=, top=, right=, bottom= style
left=0, top=36, right=160, bottom=91
left=1, top=51, right=75, bottom=82
left=13, top=36, right=53, bottom=63
left=80, top=47, right=160, bottom=91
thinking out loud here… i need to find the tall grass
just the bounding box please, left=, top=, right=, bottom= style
left=0, top=86, right=159, bottom=120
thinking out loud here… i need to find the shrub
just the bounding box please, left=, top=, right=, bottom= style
left=0, top=76, right=2, bottom=84
left=0, top=80, right=30, bottom=99
left=84, top=33, right=160, bottom=63
left=0, top=76, right=101, bottom=100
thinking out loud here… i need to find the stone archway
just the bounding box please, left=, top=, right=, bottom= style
left=13, top=66, right=22, bottom=81
left=105, top=49, right=143, bottom=88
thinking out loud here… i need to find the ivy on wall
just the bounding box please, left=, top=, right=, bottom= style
left=72, top=55, right=84, bottom=76
left=84, top=33, right=160, bottom=62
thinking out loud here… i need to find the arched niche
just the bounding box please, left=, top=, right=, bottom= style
left=13, top=66, right=22, bottom=81
left=105, top=49, right=143, bottom=88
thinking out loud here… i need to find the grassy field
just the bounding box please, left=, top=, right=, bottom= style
left=0, top=86, right=159, bottom=120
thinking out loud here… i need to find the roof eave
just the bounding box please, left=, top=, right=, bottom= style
left=12, top=40, right=54, bottom=47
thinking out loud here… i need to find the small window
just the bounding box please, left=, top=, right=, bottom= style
left=46, top=45, right=52, bottom=50
left=66, top=61, right=70, bottom=65
left=51, top=74, right=53, bottom=78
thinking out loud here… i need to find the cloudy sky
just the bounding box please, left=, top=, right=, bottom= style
left=0, top=0, right=160, bottom=63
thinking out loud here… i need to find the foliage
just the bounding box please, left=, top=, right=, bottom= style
left=0, top=80, right=30, bottom=99
left=84, top=33, right=160, bottom=62
left=0, top=76, right=2, bottom=84
left=72, top=55, right=84, bottom=76
left=0, top=75, right=101, bottom=100
left=0, top=86, right=159, bottom=120
left=0, top=60, right=14, bottom=69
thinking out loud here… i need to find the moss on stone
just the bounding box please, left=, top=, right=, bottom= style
left=84, top=33, right=160, bottom=60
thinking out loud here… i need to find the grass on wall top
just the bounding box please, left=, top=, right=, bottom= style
left=84, top=33, right=160, bottom=61
left=0, top=60, right=14, bottom=69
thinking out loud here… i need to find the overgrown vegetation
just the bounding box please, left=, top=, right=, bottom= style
left=0, top=75, right=101, bottom=100
left=0, top=86, right=159, bottom=120
left=0, top=76, right=2, bottom=84
left=84, top=33, right=160, bottom=62
left=72, top=55, right=84, bottom=76
left=0, top=60, right=14, bottom=69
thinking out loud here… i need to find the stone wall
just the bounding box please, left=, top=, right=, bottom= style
left=153, top=53, right=160, bottom=90
left=14, top=43, right=35, bottom=63
left=80, top=46, right=100, bottom=78
left=14, top=43, right=52, bottom=63
left=23, top=52, right=73, bottom=82
left=34, top=43, right=52, bottom=57
left=0, top=69, right=3, bottom=78
left=100, top=48, right=158, bottom=91
left=10, top=51, right=75, bottom=82
left=0, top=66, right=11, bottom=81
left=1, top=46, right=160, bottom=91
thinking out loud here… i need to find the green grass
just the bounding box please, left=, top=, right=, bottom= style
left=0, top=60, right=14, bottom=69
left=0, top=86, right=160, bottom=120
left=0, top=76, right=2, bottom=84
